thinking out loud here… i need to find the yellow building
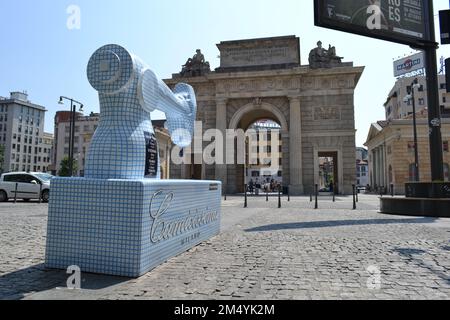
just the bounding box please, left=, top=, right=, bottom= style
left=365, top=118, right=450, bottom=194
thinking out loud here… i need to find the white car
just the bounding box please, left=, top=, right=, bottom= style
left=0, top=172, right=54, bottom=202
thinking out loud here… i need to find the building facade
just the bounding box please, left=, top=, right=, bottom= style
left=53, top=112, right=172, bottom=178
left=356, top=147, right=369, bottom=187
left=0, top=92, right=53, bottom=173
left=365, top=119, right=450, bottom=194
left=245, top=120, right=283, bottom=186
left=367, top=74, right=450, bottom=194
left=384, top=75, right=450, bottom=121
left=165, top=36, right=364, bottom=195
left=53, top=111, right=99, bottom=176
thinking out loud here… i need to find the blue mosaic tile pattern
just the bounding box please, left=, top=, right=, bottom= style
left=45, top=44, right=221, bottom=278
left=85, top=44, right=196, bottom=180
left=46, top=178, right=221, bottom=277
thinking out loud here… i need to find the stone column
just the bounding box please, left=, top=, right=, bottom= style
left=376, top=147, right=381, bottom=187
left=372, top=149, right=378, bottom=187
left=381, top=146, right=386, bottom=187
left=288, top=96, right=304, bottom=195
left=215, top=98, right=228, bottom=193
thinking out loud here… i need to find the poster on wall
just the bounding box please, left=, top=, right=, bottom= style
left=314, top=0, right=434, bottom=46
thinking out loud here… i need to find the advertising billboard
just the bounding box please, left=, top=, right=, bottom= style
left=314, top=0, right=434, bottom=47
left=393, top=52, right=425, bottom=77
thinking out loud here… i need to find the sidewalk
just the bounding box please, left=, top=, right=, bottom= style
left=1, top=195, right=449, bottom=300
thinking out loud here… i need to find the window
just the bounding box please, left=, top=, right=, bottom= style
left=252, top=171, right=260, bottom=177
left=3, top=174, right=22, bottom=182
left=444, top=163, right=449, bottom=182
left=407, top=142, right=415, bottom=153
left=418, top=98, right=425, bottom=105
left=444, top=141, right=449, bottom=153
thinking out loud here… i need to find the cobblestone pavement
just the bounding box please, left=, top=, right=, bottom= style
left=1, top=195, right=450, bottom=300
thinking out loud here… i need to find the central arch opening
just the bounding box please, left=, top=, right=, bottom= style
left=228, top=102, right=289, bottom=194
left=245, top=119, right=282, bottom=195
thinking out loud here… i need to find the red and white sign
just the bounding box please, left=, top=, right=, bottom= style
left=393, top=52, right=425, bottom=77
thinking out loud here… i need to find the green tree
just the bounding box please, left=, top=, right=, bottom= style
left=58, top=156, right=78, bottom=177
left=0, top=144, right=4, bottom=173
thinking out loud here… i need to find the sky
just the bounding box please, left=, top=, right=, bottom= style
left=1, top=0, right=450, bottom=147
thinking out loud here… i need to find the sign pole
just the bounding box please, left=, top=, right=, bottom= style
left=423, top=0, right=444, bottom=182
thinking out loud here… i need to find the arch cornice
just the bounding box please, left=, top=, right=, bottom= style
left=228, top=102, right=289, bottom=133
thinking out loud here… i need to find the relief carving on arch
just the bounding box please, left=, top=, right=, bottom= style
left=216, top=77, right=300, bottom=95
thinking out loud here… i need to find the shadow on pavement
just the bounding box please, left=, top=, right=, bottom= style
left=0, top=264, right=130, bottom=300
left=245, top=217, right=436, bottom=232
left=393, top=247, right=450, bottom=285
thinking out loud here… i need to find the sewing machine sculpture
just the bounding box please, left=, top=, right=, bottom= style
left=45, top=45, right=222, bottom=277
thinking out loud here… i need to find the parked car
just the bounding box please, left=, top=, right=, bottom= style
left=0, top=172, right=54, bottom=202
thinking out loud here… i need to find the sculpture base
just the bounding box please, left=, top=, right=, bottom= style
left=45, top=178, right=222, bottom=278
left=380, top=197, right=450, bottom=218
left=405, top=182, right=450, bottom=198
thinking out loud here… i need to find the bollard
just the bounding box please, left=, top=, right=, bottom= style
left=356, top=186, right=359, bottom=203
left=39, top=184, right=43, bottom=204
left=288, top=190, right=290, bottom=202
left=352, top=184, right=357, bottom=210
left=391, top=184, right=394, bottom=197
left=244, top=184, right=248, bottom=208
left=333, top=183, right=336, bottom=202
left=278, top=186, right=282, bottom=209
left=14, top=183, right=18, bottom=203
left=310, top=191, right=312, bottom=202
left=315, top=184, right=318, bottom=210
left=380, top=186, right=383, bottom=198
left=224, top=193, right=227, bottom=201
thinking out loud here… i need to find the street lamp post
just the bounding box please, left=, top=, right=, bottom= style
left=58, top=96, right=84, bottom=177
left=404, top=78, right=421, bottom=182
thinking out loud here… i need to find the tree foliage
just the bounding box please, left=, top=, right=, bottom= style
left=58, top=156, right=78, bottom=177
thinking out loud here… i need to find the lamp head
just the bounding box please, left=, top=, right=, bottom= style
left=58, top=97, right=64, bottom=105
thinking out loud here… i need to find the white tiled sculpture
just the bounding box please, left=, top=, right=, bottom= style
left=45, top=44, right=221, bottom=277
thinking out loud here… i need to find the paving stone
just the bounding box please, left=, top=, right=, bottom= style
left=0, top=195, right=450, bottom=300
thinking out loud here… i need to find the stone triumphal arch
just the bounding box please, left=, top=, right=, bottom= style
left=165, top=36, right=364, bottom=195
